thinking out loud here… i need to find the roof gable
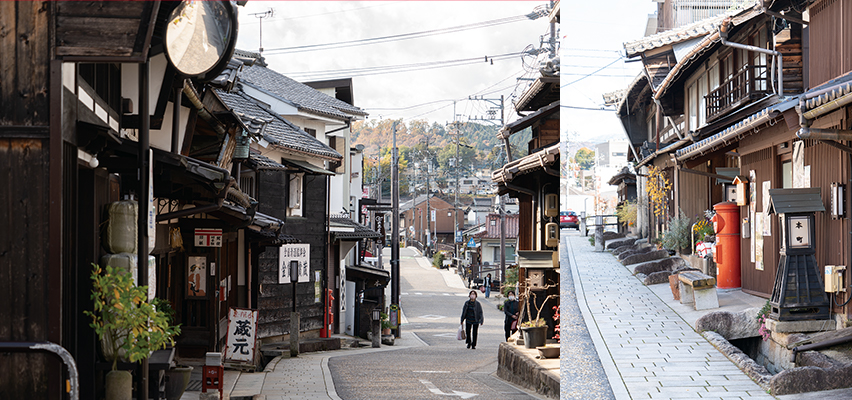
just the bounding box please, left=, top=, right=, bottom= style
left=239, top=63, right=368, bottom=120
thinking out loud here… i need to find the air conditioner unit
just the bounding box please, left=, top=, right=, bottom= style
left=544, top=193, right=558, bottom=217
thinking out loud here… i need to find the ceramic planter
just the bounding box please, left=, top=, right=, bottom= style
left=520, top=326, right=547, bottom=349
left=164, top=366, right=193, bottom=400
left=105, top=370, right=132, bottom=400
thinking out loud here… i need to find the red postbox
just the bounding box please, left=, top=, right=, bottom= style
left=712, top=201, right=741, bottom=289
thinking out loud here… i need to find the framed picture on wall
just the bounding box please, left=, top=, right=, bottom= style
left=187, top=255, right=207, bottom=298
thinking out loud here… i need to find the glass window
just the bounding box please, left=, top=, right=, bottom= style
left=688, top=82, right=697, bottom=130
left=782, top=160, right=792, bottom=188
left=698, top=74, right=708, bottom=126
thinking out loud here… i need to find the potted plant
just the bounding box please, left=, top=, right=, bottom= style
left=518, top=285, right=558, bottom=349
left=380, top=312, right=392, bottom=335
left=84, top=264, right=181, bottom=400
left=662, top=209, right=692, bottom=255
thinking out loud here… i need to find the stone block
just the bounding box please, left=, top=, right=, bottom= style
left=199, top=392, right=221, bottom=400
left=693, top=288, right=719, bottom=310
left=601, top=231, right=625, bottom=242
left=606, top=237, right=636, bottom=250
left=622, top=250, right=669, bottom=266
left=635, top=238, right=649, bottom=245
left=766, top=319, right=836, bottom=334
left=632, top=259, right=669, bottom=276
left=618, top=246, right=654, bottom=261
left=695, top=307, right=760, bottom=340
left=644, top=271, right=672, bottom=285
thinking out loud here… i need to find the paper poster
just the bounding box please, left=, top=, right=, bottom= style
left=750, top=210, right=756, bottom=263
left=755, top=215, right=764, bottom=271
left=762, top=181, right=772, bottom=236
left=225, top=308, right=258, bottom=363
left=187, top=256, right=207, bottom=298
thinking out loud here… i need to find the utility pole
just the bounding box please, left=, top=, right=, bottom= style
left=391, top=121, right=400, bottom=338
left=499, top=195, right=506, bottom=282
left=468, top=95, right=508, bottom=162
left=423, top=136, right=432, bottom=257
left=452, top=106, right=461, bottom=260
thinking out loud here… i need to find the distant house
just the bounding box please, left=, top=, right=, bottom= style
left=400, top=194, right=465, bottom=248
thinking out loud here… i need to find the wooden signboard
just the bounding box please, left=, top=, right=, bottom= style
left=225, top=308, right=258, bottom=363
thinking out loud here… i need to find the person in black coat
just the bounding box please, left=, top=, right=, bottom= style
left=503, top=290, right=519, bottom=341
left=460, top=290, right=484, bottom=349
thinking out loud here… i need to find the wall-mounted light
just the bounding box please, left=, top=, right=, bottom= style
left=831, top=182, right=845, bottom=219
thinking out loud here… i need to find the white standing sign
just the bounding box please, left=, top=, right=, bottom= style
left=279, top=244, right=310, bottom=283
left=225, top=308, right=258, bottom=363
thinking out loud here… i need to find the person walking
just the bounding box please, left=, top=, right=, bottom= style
left=484, top=273, right=492, bottom=298
left=502, top=290, right=519, bottom=341
left=460, top=290, right=484, bottom=349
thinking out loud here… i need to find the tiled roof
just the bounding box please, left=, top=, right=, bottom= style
left=209, top=59, right=243, bottom=91
left=239, top=64, right=368, bottom=120
left=247, top=151, right=287, bottom=171
left=475, top=213, right=518, bottom=240
left=214, top=89, right=342, bottom=161
left=802, top=71, right=852, bottom=113
left=330, top=217, right=381, bottom=240
left=675, top=96, right=799, bottom=161
left=623, top=12, right=729, bottom=58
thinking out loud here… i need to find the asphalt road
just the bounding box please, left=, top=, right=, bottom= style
left=328, top=247, right=543, bottom=400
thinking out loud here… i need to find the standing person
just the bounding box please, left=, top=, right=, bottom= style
left=460, top=290, right=484, bottom=349
left=503, top=290, right=519, bottom=341
left=484, top=273, right=492, bottom=298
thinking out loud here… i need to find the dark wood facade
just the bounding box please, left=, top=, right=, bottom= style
left=0, top=2, right=58, bottom=398
left=256, top=171, right=329, bottom=339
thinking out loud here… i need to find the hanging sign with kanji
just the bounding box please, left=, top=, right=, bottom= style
left=194, top=228, right=222, bottom=247
left=225, top=308, right=258, bottom=363
left=279, top=244, right=310, bottom=283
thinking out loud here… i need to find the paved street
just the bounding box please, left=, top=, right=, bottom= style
left=563, top=230, right=774, bottom=400
left=328, top=247, right=544, bottom=399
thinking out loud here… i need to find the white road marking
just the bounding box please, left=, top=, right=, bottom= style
left=433, top=333, right=456, bottom=338
left=419, top=380, right=478, bottom=398
left=417, top=314, right=446, bottom=320
left=413, top=371, right=450, bottom=373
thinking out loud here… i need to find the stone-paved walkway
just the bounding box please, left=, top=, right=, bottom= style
left=564, top=234, right=775, bottom=400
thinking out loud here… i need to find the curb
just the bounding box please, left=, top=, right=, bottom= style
left=564, top=235, right=631, bottom=400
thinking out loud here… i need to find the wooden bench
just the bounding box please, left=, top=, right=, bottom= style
left=678, top=271, right=719, bottom=311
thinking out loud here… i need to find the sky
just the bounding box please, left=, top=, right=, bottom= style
left=234, top=1, right=656, bottom=144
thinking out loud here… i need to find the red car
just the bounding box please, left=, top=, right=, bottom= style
left=560, top=211, right=579, bottom=229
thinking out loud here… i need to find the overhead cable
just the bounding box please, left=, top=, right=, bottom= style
left=262, top=11, right=546, bottom=54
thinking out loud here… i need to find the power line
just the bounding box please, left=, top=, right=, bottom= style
left=284, top=52, right=528, bottom=80
left=561, top=56, right=625, bottom=87
left=262, top=11, right=545, bottom=55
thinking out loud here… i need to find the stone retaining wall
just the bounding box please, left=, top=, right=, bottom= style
left=497, top=342, right=559, bottom=398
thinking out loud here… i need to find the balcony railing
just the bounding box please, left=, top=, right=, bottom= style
left=705, top=64, right=769, bottom=121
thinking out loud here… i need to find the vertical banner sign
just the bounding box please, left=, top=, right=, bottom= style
left=149, top=149, right=156, bottom=252
left=375, top=214, right=385, bottom=246
left=225, top=308, right=258, bottom=363
left=314, top=270, right=321, bottom=303
left=279, top=244, right=310, bottom=284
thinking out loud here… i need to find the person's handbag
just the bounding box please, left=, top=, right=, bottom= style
left=457, top=324, right=466, bottom=341
left=510, top=319, right=518, bottom=331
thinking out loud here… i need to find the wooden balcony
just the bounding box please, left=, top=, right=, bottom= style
left=705, top=65, right=769, bottom=122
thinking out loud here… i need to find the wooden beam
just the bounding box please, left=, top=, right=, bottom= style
left=677, top=166, right=736, bottom=182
